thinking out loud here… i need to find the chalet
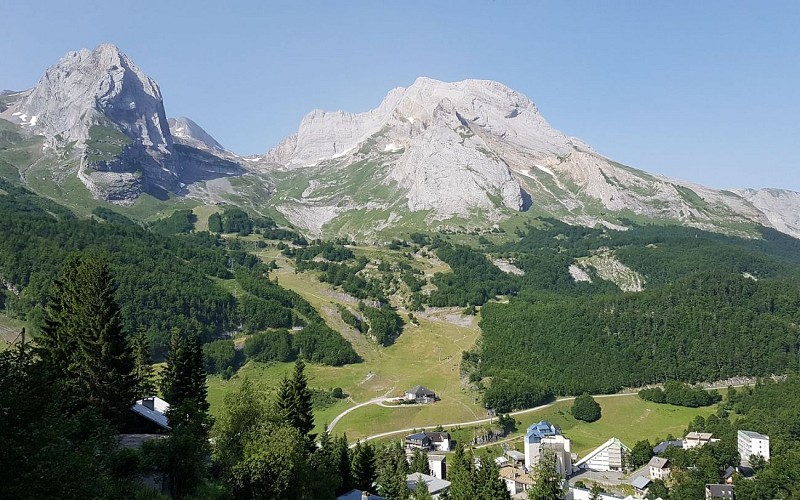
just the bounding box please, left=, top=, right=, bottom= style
left=499, top=465, right=534, bottom=495
left=405, top=385, right=436, bottom=403
left=653, top=439, right=683, bottom=455
left=648, top=456, right=671, bottom=480
left=404, top=431, right=451, bottom=452
left=337, top=490, right=384, bottom=500
left=575, top=437, right=630, bottom=472
left=705, top=484, right=734, bottom=499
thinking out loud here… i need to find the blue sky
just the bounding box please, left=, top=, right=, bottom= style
left=3, top=1, right=799, bottom=191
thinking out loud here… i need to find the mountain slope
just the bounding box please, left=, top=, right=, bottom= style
left=0, top=44, right=244, bottom=205
left=257, top=77, right=800, bottom=239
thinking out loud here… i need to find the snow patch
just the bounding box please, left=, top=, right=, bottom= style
left=28, top=115, right=37, bottom=126
left=534, top=164, right=555, bottom=177
left=383, top=142, right=404, bottom=153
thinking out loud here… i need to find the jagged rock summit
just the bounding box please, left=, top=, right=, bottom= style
left=1, top=44, right=179, bottom=202
left=169, top=116, right=225, bottom=152
left=261, top=77, right=800, bottom=239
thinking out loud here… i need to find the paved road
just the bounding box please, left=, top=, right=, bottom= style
left=341, top=384, right=748, bottom=448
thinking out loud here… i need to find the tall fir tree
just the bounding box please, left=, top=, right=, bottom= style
left=477, top=456, right=511, bottom=499
left=412, top=476, right=433, bottom=500
left=276, top=357, right=315, bottom=441
left=351, top=441, right=377, bottom=492
left=376, top=441, right=410, bottom=499
left=448, top=443, right=476, bottom=500
left=161, top=327, right=209, bottom=414
left=410, top=448, right=431, bottom=474
left=38, top=253, right=134, bottom=424
left=131, top=327, right=156, bottom=399
left=527, top=450, right=565, bottom=500
left=336, top=433, right=353, bottom=494
left=154, top=327, right=211, bottom=498
left=309, top=428, right=343, bottom=499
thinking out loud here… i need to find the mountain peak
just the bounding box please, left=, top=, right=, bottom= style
left=168, top=116, right=226, bottom=152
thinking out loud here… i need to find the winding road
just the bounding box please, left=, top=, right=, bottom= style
left=333, top=384, right=749, bottom=448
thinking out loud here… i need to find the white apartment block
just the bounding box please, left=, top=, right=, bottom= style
left=738, top=430, right=770, bottom=463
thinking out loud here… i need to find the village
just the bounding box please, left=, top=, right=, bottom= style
left=127, top=383, right=769, bottom=499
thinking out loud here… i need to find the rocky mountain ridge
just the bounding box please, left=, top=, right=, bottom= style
left=0, top=44, right=241, bottom=203
left=1, top=45, right=798, bottom=240
left=257, top=77, right=800, bottom=239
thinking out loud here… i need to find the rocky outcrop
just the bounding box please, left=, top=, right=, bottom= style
left=262, top=77, right=800, bottom=239
left=1, top=44, right=180, bottom=201
left=169, top=117, right=226, bottom=152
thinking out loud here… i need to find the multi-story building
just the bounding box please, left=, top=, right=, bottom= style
left=738, top=430, right=770, bottom=464
left=523, top=420, right=572, bottom=476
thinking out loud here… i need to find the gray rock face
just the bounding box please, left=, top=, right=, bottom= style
left=2, top=44, right=180, bottom=200
left=261, top=77, right=800, bottom=238
left=169, top=117, right=225, bottom=152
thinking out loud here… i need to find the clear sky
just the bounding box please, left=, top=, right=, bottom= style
left=3, top=1, right=799, bottom=191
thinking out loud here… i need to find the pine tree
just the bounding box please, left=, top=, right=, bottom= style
left=161, top=327, right=208, bottom=414
left=38, top=253, right=134, bottom=424
left=448, top=443, right=476, bottom=500
left=477, top=456, right=511, bottom=499
left=309, top=427, right=342, bottom=499
left=412, top=476, right=433, bottom=500
left=376, top=441, right=410, bottom=499
left=351, top=441, right=377, bottom=492
left=336, top=434, right=353, bottom=494
left=527, top=450, right=565, bottom=500
left=131, top=327, right=156, bottom=398
left=410, top=448, right=431, bottom=474
left=276, top=357, right=315, bottom=441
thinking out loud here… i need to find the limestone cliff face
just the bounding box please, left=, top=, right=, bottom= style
left=169, top=117, right=225, bottom=152
left=261, top=77, right=799, bottom=238
left=1, top=44, right=179, bottom=201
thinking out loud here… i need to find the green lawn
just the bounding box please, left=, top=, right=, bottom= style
left=207, top=248, right=483, bottom=438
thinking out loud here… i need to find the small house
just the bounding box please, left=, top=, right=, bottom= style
left=684, top=432, right=714, bottom=449
left=498, top=466, right=534, bottom=495
left=405, top=385, right=436, bottom=403
left=631, top=476, right=651, bottom=494
left=648, top=456, right=671, bottom=480
left=405, top=431, right=451, bottom=452
left=407, top=473, right=450, bottom=499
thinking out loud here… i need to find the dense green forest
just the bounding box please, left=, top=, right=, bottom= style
left=475, top=272, right=800, bottom=400
left=0, top=180, right=356, bottom=364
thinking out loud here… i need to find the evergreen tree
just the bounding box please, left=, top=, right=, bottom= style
left=309, top=428, right=342, bottom=499
left=336, top=434, right=353, bottom=494
left=477, top=457, right=511, bottom=499
left=351, top=441, right=377, bottom=492
left=376, top=441, right=410, bottom=499
left=276, top=358, right=315, bottom=442
left=131, top=327, right=156, bottom=398
left=38, top=253, right=134, bottom=423
left=527, top=450, right=565, bottom=500
left=161, top=327, right=209, bottom=414
left=410, top=449, right=431, bottom=474
left=207, top=212, right=223, bottom=233
left=448, top=443, right=476, bottom=500
left=412, top=476, right=433, bottom=500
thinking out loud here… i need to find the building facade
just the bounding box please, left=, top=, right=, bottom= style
left=738, top=430, right=770, bottom=463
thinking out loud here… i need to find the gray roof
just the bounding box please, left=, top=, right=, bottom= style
left=631, top=476, right=651, bottom=490
left=653, top=440, right=683, bottom=454
left=131, top=397, right=170, bottom=429
left=739, top=429, right=769, bottom=440
left=407, top=385, right=435, bottom=396
left=407, top=473, right=450, bottom=494
left=506, top=450, right=525, bottom=461
left=706, top=484, right=734, bottom=497
left=648, top=456, right=670, bottom=469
